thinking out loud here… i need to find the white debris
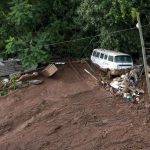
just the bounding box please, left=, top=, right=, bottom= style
left=2, top=79, right=9, bottom=84
left=110, top=81, right=120, bottom=89
left=109, top=66, right=144, bottom=100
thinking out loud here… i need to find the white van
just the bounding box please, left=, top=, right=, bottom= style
left=91, top=49, right=133, bottom=78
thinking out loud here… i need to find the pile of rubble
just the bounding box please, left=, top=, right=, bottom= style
left=109, top=66, right=145, bottom=101
left=0, top=71, right=43, bottom=96
left=0, top=64, right=58, bottom=96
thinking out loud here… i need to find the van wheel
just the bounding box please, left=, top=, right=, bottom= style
left=107, top=71, right=112, bottom=80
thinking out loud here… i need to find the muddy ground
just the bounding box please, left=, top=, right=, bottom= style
left=0, top=62, right=150, bottom=150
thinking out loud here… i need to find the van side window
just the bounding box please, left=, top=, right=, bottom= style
left=93, top=51, right=96, bottom=56
left=104, top=55, right=108, bottom=60
left=108, top=55, right=113, bottom=62
left=100, top=53, right=104, bottom=59
left=96, top=52, right=100, bottom=57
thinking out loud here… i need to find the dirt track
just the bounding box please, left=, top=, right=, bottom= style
left=0, top=62, right=150, bottom=150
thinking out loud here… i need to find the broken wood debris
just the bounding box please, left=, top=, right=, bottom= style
left=109, top=67, right=145, bottom=101
left=84, top=69, right=97, bottom=81
left=17, top=72, right=39, bottom=81
left=42, top=64, right=58, bottom=77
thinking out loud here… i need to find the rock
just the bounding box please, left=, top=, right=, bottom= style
left=28, top=80, right=43, bottom=85
left=17, top=83, right=29, bottom=89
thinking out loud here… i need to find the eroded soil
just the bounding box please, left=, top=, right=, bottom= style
left=0, top=63, right=150, bottom=150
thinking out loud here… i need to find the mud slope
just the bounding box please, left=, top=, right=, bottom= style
left=0, top=63, right=150, bottom=150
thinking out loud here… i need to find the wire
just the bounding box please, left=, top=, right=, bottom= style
left=0, top=23, right=150, bottom=55
left=48, top=24, right=150, bottom=46
left=49, top=35, right=101, bottom=46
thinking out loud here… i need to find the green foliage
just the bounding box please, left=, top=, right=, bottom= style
left=0, top=88, right=8, bottom=96
left=5, top=32, right=50, bottom=67
left=78, top=0, right=150, bottom=53
left=131, top=8, right=137, bottom=20
left=5, top=37, right=16, bottom=54
left=9, top=72, right=21, bottom=81
left=9, top=79, right=17, bottom=90
left=8, top=0, right=33, bottom=27
left=0, top=0, right=150, bottom=66
left=9, top=72, right=21, bottom=90
left=0, top=0, right=82, bottom=67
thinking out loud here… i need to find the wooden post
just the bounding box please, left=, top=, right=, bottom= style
left=137, top=12, right=150, bottom=97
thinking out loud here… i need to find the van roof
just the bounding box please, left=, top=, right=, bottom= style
left=93, top=48, right=130, bottom=57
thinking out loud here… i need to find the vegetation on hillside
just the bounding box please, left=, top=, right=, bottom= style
left=0, top=0, right=150, bottom=67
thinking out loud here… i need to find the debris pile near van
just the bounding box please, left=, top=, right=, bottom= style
left=109, top=66, right=144, bottom=102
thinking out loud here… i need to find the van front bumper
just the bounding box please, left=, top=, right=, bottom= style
left=110, top=68, right=131, bottom=76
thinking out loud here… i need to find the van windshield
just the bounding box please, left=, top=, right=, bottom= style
left=115, top=55, right=132, bottom=63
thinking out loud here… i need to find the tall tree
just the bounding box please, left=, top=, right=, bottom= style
left=3, top=0, right=83, bottom=67
left=0, top=0, right=150, bottom=67
left=78, top=0, right=150, bottom=53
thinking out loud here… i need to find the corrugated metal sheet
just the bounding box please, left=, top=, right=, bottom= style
left=0, top=60, right=24, bottom=77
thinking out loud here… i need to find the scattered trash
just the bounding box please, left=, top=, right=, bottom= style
left=123, top=93, right=132, bottom=101
left=93, top=64, right=146, bottom=103
left=110, top=81, right=120, bottom=90
left=42, top=64, right=58, bottom=77
left=53, top=62, right=65, bottom=65
left=109, top=66, right=145, bottom=101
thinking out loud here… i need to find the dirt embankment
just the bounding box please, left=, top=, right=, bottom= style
left=0, top=62, right=149, bottom=150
